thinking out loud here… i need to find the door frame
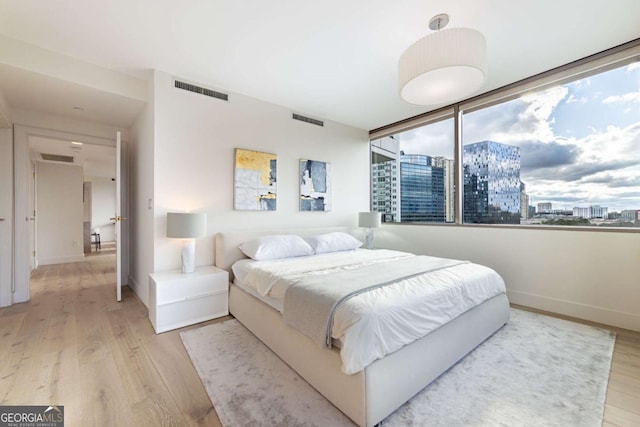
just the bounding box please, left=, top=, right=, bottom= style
left=0, top=128, right=13, bottom=307
left=115, top=131, right=131, bottom=301
left=13, top=125, right=127, bottom=303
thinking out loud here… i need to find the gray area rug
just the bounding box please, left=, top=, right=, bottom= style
left=180, top=309, right=615, bottom=426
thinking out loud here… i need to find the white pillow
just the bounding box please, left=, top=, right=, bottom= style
left=239, top=235, right=314, bottom=261
left=305, top=232, right=362, bottom=254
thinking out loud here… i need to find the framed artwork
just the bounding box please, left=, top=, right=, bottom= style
left=300, top=159, right=332, bottom=211
left=234, top=148, right=277, bottom=211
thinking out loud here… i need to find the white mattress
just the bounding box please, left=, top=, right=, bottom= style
left=233, top=278, right=284, bottom=312
left=232, top=249, right=506, bottom=374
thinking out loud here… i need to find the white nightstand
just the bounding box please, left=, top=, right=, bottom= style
left=149, top=265, right=229, bottom=333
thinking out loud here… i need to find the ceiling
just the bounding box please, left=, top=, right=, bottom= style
left=29, top=136, right=116, bottom=179
left=0, top=0, right=639, bottom=131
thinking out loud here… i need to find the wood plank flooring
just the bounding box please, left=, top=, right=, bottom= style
left=0, top=255, right=638, bottom=426
left=0, top=253, right=223, bottom=426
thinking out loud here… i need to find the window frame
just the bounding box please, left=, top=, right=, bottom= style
left=369, top=38, right=640, bottom=231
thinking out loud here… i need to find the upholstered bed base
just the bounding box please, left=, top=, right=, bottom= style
left=215, top=230, right=510, bottom=427
left=230, top=285, right=509, bottom=426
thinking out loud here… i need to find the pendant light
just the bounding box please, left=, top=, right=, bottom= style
left=399, top=14, right=487, bottom=105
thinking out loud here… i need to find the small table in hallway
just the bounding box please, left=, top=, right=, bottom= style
left=91, top=232, right=101, bottom=251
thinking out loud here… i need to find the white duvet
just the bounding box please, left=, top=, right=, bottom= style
left=232, top=249, right=506, bottom=374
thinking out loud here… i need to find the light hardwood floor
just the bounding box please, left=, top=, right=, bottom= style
left=0, top=252, right=225, bottom=426
left=0, top=254, right=638, bottom=426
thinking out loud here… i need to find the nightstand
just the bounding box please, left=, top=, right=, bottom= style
left=149, top=265, right=229, bottom=333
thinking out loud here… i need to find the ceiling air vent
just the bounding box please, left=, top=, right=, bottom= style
left=292, top=113, right=324, bottom=127
left=174, top=80, right=228, bottom=101
left=41, top=153, right=74, bottom=163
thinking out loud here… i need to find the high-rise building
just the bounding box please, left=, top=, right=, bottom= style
left=573, top=205, right=609, bottom=219
left=463, top=141, right=521, bottom=224
left=621, top=209, right=640, bottom=221
left=432, top=156, right=455, bottom=222
left=537, top=202, right=552, bottom=214
left=371, top=136, right=400, bottom=222
left=590, top=205, right=608, bottom=219
left=371, top=137, right=454, bottom=223
left=400, top=154, right=445, bottom=222
left=520, top=181, right=529, bottom=220
left=572, top=206, right=590, bottom=219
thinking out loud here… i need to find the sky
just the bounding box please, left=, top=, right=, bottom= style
left=396, top=62, right=640, bottom=212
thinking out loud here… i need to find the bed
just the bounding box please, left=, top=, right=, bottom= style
left=215, top=227, right=510, bottom=427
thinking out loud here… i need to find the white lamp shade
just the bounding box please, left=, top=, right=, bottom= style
left=167, top=212, right=207, bottom=238
left=359, top=212, right=382, bottom=228
left=399, top=27, right=487, bottom=105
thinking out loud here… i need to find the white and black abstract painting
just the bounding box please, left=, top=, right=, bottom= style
left=300, top=159, right=331, bottom=211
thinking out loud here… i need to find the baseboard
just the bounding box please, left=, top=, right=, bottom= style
left=507, top=290, right=640, bottom=332
left=127, top=275, right=148, bottom=308
left=38, top=255, right=86, bottom=266
left=128, top=275, right=140, bottom=296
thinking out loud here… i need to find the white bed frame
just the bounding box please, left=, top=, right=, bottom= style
left=215, top=228, right=510, bottom=427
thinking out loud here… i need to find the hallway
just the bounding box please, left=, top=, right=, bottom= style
left=0, top=253, right=224, bottom=426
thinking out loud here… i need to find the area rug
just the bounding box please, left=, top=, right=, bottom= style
left=180, top=309, right=615, bottom=426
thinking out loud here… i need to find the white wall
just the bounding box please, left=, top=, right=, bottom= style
left=377, top=224, right=640, bottom=331
left=125, top=70, right=370, bottom=307
left=36, top=161, right=85, bottom=265
left=86, top=176, right=116, bottom=241
left=129, top=74, right=155, bottom=305
left=0, top=87, right=11, bottom=127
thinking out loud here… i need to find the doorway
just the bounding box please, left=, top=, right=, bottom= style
left=13, top=125, right=127, bottom=304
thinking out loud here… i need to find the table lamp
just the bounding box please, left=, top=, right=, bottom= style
left=359, top=211, right=382, bottom=249
left=167, top=212, right=207, bottom=273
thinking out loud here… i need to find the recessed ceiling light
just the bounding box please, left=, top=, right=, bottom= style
left=71, top=141, right=83, bottom=145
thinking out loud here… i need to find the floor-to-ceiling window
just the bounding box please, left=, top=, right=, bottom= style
left=370, top=40, right=640, bottom=228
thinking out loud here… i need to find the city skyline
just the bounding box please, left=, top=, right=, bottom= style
left=372, top=137, right=638, bottom=225
left=396, top=62, right=640, bottom=212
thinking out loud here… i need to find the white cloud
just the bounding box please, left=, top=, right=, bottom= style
left=465, top=86, right=569, bottom=145
left=524, top=121, right=640, bottom=211
left=516, top=86, right=569, bottom=142
left=626, top=62, right=640, bottom=72
left=602, top=92, right=640, bottom=104
left=566, top=93, right=588, bottom=104
left=398, top=119, right=453, bottom=158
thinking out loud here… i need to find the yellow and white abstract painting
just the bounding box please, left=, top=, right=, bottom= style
left=234, top=148, right=277, bottom=211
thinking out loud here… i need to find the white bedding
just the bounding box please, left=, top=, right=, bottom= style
left=232, top=249, right=506, bottom=374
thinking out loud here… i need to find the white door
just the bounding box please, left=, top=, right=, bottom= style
left=0, top=129, right=13, bottom=307
left=113, top=131, right=129, bottom=301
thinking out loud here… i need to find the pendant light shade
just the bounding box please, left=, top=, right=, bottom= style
left=399, top=27, right=487, bottom=105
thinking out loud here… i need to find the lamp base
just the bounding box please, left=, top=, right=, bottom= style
left=364, top=228, right=375, bottom=250
left=181, top=239, right=196, bottom=274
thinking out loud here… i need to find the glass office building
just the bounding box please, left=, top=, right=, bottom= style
left=463, top=141, right=521, bottom=224
left=400, top=154, right=445, bottom=222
